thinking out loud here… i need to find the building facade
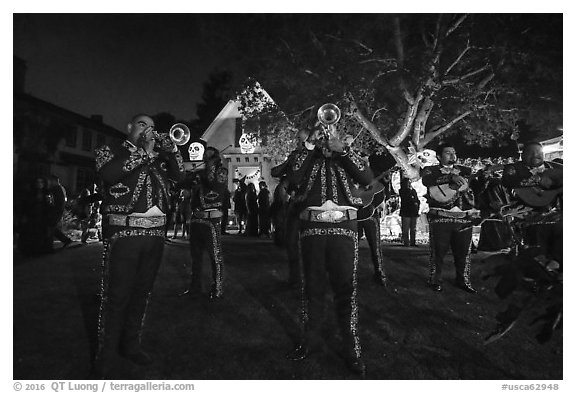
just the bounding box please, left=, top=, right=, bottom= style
left=196, top=98, right=277, bottom=194
left=14, top=56, right=125, bottom=197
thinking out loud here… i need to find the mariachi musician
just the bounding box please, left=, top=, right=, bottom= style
left=355, top=151, right=395, bottom=286
left=285, top=104, right=373, bottom=376
left=501, top=141, right=562, bottom=265
left=93, top=114, right=185, bottom=377
left=421, top=142, right=479, bottom=293
left=181, top=146, right=228, bottom=300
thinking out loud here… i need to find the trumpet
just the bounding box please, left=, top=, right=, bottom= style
left=317, top=103, right=341, bottom=126
left=317, top=103, right=341, bottom=141
left=139, top=123, right=191, bottom=151
left=169, top=123, right=191, bottom=146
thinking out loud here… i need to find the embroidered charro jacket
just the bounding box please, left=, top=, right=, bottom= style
left=95, top=139, right=184, bottom=236
left=286, top=147, right=373, bottom=210
left=271, top=145, right=304, bottom=179
left=501, top=161, right=562, bottom=188
left=501, top=161, right=563, bottom=213
left=421, top=164, right=475, bottom=211
left=190, top=162, right=228, bottom=212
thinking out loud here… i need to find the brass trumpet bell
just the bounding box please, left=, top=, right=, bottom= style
left=317, top=103, right=341, bottom=126
left=169, top=123, right=191, bottom=146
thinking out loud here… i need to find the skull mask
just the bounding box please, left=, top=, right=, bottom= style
left=188, top=142, right=205, bottom=161
left=239, top=133, right=256, bottom=154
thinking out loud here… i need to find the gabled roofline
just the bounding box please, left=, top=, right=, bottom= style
left=14, top=92, right=125, bottom=139
left=200, top=99, right=239, bottom=142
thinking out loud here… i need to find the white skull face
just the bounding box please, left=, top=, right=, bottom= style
left=188, top=142, right=205, bottom=161
left=416, top=149, right=438, bottom=167
left=239, top=133, right=255, bottom=154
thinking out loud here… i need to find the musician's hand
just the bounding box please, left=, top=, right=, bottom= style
left=539, top=175, right=554, bottom=189
left=451, top=175, right=467, bottom=188
left=327, top=136, right=345, bottom=153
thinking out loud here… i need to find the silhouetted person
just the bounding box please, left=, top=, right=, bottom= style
left=233, top=178, right=248, bottom=234
left=399, top=177, right=420, bottom=247
left=245, top=182, right=259, bottom=237
left=17, top=176, right=54, bottom=256
left=47, top=175, right=73, bottom=249
left=258, top=181, right=271, bottom=238
left=221, top=186, right=231, bottom=235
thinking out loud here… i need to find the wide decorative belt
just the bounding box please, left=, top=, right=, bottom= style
left=299, top=208, right=357, bottom=223
left=193, top=210, right=223, bottom=219
left=107, top=214, right=166, bottom=228
left=427, top=208, right=480, bottom=219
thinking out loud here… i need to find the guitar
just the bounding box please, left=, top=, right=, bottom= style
left=512, top=168, right=563, bottom=207
left=357, top=188, right=386, bottom=221
left=428, top=180, right=469, bottom=204
left=513, top=187, right=562, bottom=207
left=356, top=171, right=389, bottom=221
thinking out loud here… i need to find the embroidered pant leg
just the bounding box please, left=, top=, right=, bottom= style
left=286, top=213, right=301, bottom=283
left=428, top=220, right=453, bottom=285
left=450, top=224, right=473, bottom=285
left=324, top=221, right=361, bottom=359
left=189, top=221, right=209, bottom=292
left=363, top=215, right=385, bottom=279
left=207, top=218, right=224, bottom=296
left=298, top=222, right=329, bottom=349
left=120, top=234, right=165, bottom=349
left=97, top=236, right=159, bottom=360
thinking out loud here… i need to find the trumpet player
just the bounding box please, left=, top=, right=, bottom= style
left=92, top=114, right=184, bottom=378
left=181, top=146, right=228, bottom=300
left=285, top=108, right=373, bottom=376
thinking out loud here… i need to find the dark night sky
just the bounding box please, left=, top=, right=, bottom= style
left=14, top=14, right=236, bottom=131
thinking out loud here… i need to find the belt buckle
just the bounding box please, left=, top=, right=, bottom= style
left=131, top=217, right=146, bottom=227
left=317, top=210, right=344, bottom=223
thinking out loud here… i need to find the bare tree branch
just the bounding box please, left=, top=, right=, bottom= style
left=287, top=105, right=316, bottom=118
left=389, top=91, right=424, bottom=147
left=412, top=98, right=434, bottom=147
left=477, top=72, right=495, bottom=91
left=370, top=69, right=398, bottom=84
left=444, top=40, right=470, bottom=76
left=350, top=101, right=390, bottom=147
left=371, top=107, right=388, bottom=121
left=445, top=14, right=468, bottom=37
left=393, top=16, right=413, bottom=101
left=352, top=39, right=374, bottom=55
left=432, top=14, right=442, bottom=51
left=358, top=58, right=397, bottom=65
left=443, top=64, right=491, bottom=85
left=418, top=110, right=474, bottom=149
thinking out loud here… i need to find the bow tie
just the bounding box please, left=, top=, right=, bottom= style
left=440, top=167, right=459, bottom=175
left=529, top=165, right=546, bottom=175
